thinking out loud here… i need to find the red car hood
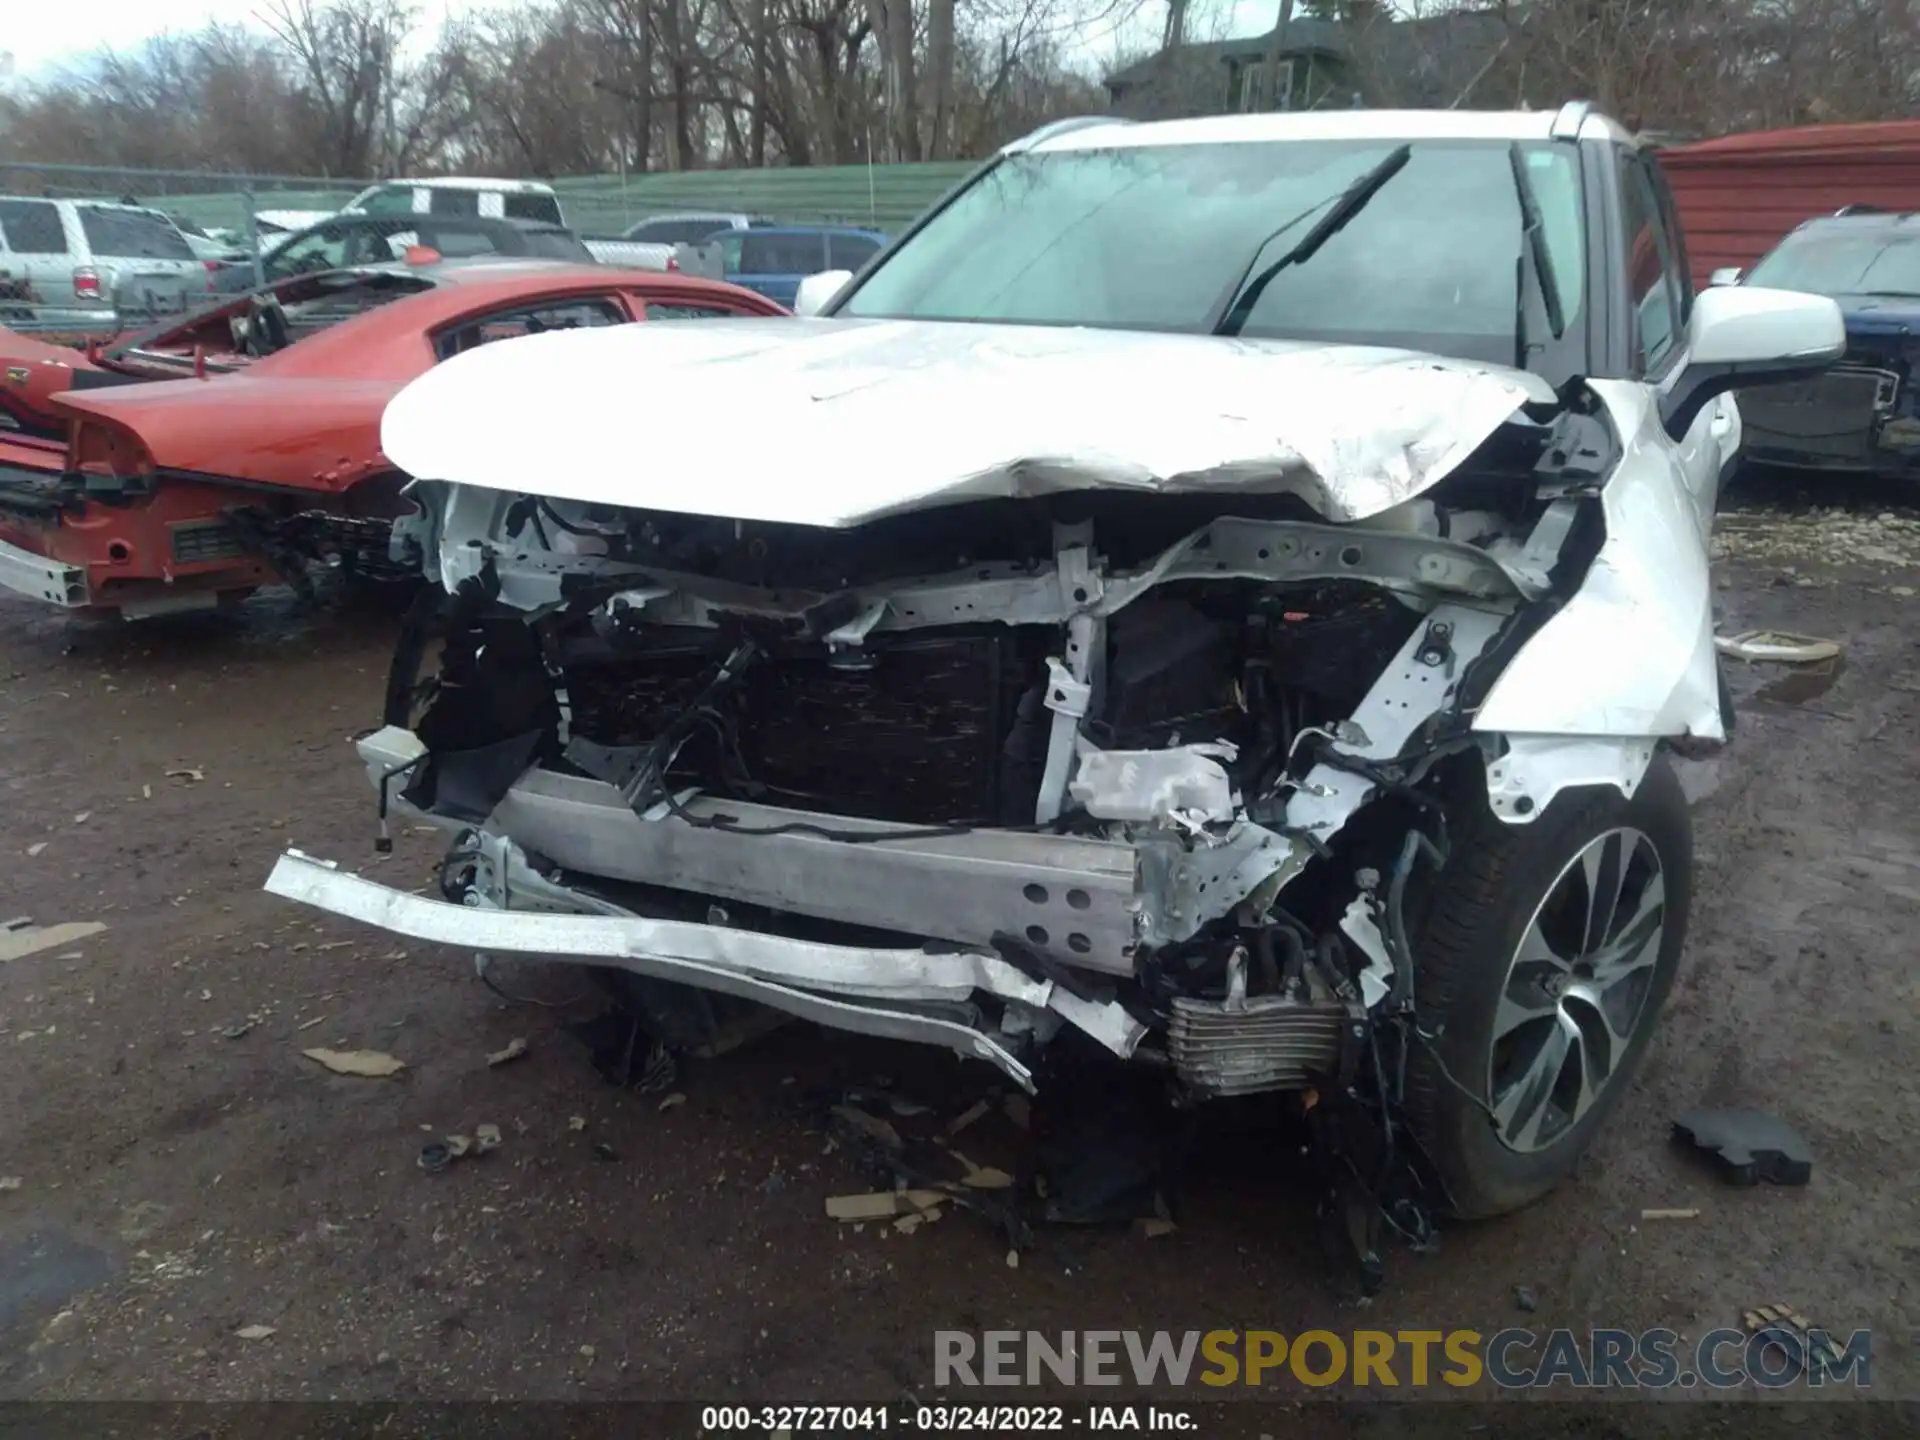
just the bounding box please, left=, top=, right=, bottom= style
left=56, top=375, right=404, bottom=493
left=0, top=328, right=107, bottom=434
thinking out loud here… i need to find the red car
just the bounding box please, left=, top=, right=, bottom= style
left=0, top=261, right=787, bottom=618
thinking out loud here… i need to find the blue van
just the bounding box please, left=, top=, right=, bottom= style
left=717, top=226, right=888, bottom=307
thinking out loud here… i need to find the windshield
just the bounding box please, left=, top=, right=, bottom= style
left=839, top=139, right=1586, bottom=368
left=1747, top=226, right=1920, bottom=298
left=77, top=207, right=195, bottom=261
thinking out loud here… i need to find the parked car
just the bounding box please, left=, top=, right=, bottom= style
left=262, top=106, right=1843, bottom=1273
left=0, top=262, right=787, bottom=619
left=208, top=213, right=598, bottom=293
left=622, top=212, right=770, bottom=244
left=0, top=197, right=210, bottom=337
left=1711, top=208, right=1920, bottom=479
left=337, top=177, right=670, bottom=269
left=169, top=214, right=247, bottom=265
left=712, top=225, right=888, bottom=306
left=341, top=176, right=565, bottom=225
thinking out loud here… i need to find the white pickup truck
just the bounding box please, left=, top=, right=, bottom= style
left=336, top=178, right=673, bottom=270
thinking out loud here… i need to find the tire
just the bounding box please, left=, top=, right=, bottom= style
left=1404, top=753, right=1692, bottom=1220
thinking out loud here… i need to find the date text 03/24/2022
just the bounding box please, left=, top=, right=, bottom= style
left=699, top=1405, right=1194, bottom=1431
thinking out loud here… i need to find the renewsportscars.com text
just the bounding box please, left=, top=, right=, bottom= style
left=933, top=1328, right=1871, bottom=1390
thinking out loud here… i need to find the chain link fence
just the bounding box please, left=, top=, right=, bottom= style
left=0, top=157, right=977, bottom=247
left=0, top=161, right=376, bottom=265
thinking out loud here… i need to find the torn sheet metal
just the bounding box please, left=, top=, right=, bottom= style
left=1473, top=380, right=1723, bottom=742
left=380, top=317, right=1545, bottom=528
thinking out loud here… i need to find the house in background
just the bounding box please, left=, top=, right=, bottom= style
left=1103, top=20, right=1357, bottom=120
left=1102, top=7, right=1510, bottom=121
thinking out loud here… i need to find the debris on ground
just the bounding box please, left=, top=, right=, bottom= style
left=295, top=1016, right=328, bottom=1032
left=830, top=1103, right=904, bottom=1151
left=0, top=918, right=108, bottom=964
left=1641, top=1207, right=1701, bottom=1221
left=445, top=1135, right=473, bottom=1159
left=826, top=1190, right=947, bottom=1222
left=567, top=1115, right=587, bottom=1132
left=486, top=1037, right=529, bottom=1067
left=1135, top=1217, right=1177, bottom=1239
left=418, top=1143, right=452, bottom=1174
left=221, top=1022, right=255, bottom=1041
left=657, top=1092, right=686, bottom=1111
left=302, top=1047, right=407, bottom=1078
left=233, top=1325, right=276, bottom=1341
left=592, top=1142, right=618, bottom=1162
left=1515, top=1285, right=1539, bottom=1313
left=25, top=843, right=47, bottom=858
left=1742, top=1303, right=1849, bottom=1379
left=474, top=1123, right=502, bottom=1154
left=1672, top=1110, right=1814, bottom=1185
left=165, top=768, right=205, bottom=783
left=1715, top=629, right=1843, bottom=664
left=0, top=1177, right=22, bottom=1192
left=1005, top=1249, right=1020, bottom=1269
left=940, top=1099, right=993, bottom=1140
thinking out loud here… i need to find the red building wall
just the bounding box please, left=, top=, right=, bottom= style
left=1655, top=121, right=1920, bottom=290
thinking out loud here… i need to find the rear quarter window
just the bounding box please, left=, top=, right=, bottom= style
left=0, top=200, right=69, bottom=254
left=78, top=208, right=194, bottom=260
left=645, top=302, right=749, bottom=319
left=434, top=297, right=626, bottom=360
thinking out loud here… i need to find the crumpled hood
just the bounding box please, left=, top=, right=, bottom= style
left=380, top=317, right=1552, bottom=527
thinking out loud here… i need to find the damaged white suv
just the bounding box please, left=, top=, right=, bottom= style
left=267, top=105, right=1842, bottom=1254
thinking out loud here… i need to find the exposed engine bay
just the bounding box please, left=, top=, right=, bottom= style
left=263, top=390, right=1715, bottom=1287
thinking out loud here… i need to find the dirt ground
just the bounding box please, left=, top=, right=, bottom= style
left=0, top=470, right=1916, bottom=1411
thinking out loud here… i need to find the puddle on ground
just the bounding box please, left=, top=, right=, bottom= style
left=1752, top=655, right=1845, bottom=707
left=0, top=1228, right=114, bottom=1337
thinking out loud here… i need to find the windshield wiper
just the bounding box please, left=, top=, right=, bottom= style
left=1211, top=143, right=1412, bottom=338
left=1508, top=142, right=1566, bottom=363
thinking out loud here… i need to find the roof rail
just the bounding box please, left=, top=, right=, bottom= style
left=1549, top=100, right=1594, bottom=141
left=1002, top=116, right=1132, bottom=154
left=1834, top=203, right=1884, bottom=216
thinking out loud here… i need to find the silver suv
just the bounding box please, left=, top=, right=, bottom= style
left=0, top=197, right=209, bottom=336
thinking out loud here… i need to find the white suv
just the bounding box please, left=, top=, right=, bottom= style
left=268, top=104, right=1844, bottom=1287
left=0, top=197, right=209, bottom=335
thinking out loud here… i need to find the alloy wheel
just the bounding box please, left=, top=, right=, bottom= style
left=1487, top=826, right=1667, bottom=1154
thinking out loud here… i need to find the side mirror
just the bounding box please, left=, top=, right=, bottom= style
left=1661, top=285, right=1844, bottom=440
left=793, top=269, right=854, bottom=318
left=1708, top=267, right=1744, bottom=287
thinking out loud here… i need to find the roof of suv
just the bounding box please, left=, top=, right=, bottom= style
left=1022, top=108, right=1634, bottom=153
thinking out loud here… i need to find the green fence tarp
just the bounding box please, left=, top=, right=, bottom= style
left=147, top=162, right=981, bottom=238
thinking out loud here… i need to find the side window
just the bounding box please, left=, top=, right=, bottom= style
left=357, top=185, right=419, bottom=216
left=741, top=233, right=828, bottom=274
left=505, top=193, right=564, bottom=225
left=718, top=233, right=745, bottom=273
left=430, top=189, right=482, bottom=218
left=1619, top=157, right=1682, bottom=376
left=269, top=224, right=349, bottom=278
left=434, top=298, right=626, bottom=360
left=827, top=233, right=882, bottom=270
left=0, top=200, right=69, bottom=254
left=645, top=302, right=749, bottom=319
left=1645, top=158, right=1694, bottom=319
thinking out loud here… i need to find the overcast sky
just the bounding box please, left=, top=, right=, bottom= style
left=1, top=0, right=1285, bottom=89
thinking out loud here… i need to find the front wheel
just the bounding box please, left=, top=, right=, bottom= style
left=1404, top=754, right=1692, bottom=1219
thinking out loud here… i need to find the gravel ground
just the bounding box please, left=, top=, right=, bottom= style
left=0, top=475, right=1915, bottom=1411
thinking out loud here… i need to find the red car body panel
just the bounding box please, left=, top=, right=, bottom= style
left=0, top=265, right=786, bottom=615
